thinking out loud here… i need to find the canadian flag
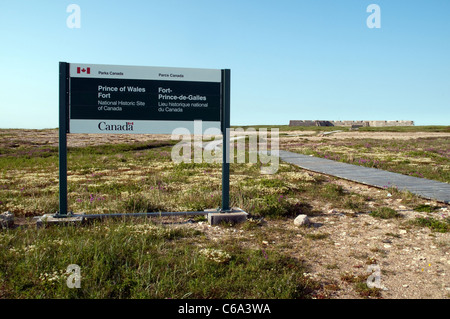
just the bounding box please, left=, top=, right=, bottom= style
left=77, top=67, right=90, bottom=74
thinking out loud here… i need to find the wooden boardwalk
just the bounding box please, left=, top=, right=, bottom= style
left=278, top=150, right=450, bottom=204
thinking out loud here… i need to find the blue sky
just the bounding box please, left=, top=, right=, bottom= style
left=0, top=0, right=449, bottom=128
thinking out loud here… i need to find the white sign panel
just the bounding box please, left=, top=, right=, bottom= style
left=67, top=63, right=222, bottom=134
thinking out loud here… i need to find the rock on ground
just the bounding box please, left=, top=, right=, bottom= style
left=294, top=214, right=310, bottom=226
left=0, top=211, right=14, bottom=228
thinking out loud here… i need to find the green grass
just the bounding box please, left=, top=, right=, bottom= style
left=354, top=281, right=383, bottom=298
left=234, top=125, right=450, bottom=133
left=369, top=207, right=402, bottom=219
left=0, top=131, right=326, bottom=298
left=69, top=141, right=177, bottom=156
left=304, top=233, right=329, bottom=240
left=320, top=184, right=345, bottom=201
left=233, top=125, right=349, bottom=132
left=358, top=126, right=450, bottom=133
left=413, top=204, right=441, bottom=213
left=0, top=219, right=317, bottom=299
left=342, top=198, right=367, bottom=212
left=1, top=128, right=448, bottom=299
left=411, top=217, right=450, bottom=233
left=340, top=273, right=382, bottom=299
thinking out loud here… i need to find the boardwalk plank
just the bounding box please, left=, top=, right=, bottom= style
left=278, top=150, right=450, bottom=204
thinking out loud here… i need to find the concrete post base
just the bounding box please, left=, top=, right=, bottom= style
left=205, top=207, right=248, bottom=225
left=34, top=213, right=85, bottom=228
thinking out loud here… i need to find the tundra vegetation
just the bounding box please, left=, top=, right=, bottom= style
left=0, top=126, right=449, bottom=299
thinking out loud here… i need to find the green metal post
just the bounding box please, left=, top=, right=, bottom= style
left=57, top=62, right=69, bottom=217
left=221, top=69, right=231, bottom=212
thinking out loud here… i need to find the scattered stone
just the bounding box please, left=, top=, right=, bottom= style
left=0, top=211, right=14, bottom=228
left=294, top=214, right=311, bottom=226
left=402, top=284, right=409, bottom=288
left=417, top=256, right=427, bottom=261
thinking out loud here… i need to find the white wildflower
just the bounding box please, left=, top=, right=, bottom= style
left=199, top=248, right=231, bottom=264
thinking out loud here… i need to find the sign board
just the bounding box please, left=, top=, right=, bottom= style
left=67, top=63, right=222, bottom=134
left=58, top=62, right=230, bottom=216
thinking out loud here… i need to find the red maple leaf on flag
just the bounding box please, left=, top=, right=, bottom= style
left=77, top=67, right=90, bottom=74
